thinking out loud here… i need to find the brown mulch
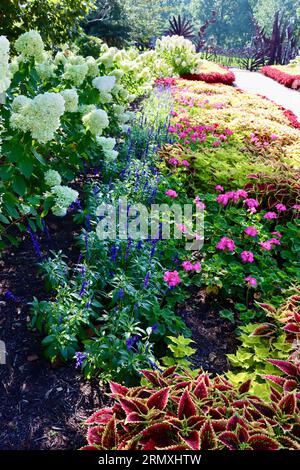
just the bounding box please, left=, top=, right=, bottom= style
left=0, top=215, right=107, bottom=450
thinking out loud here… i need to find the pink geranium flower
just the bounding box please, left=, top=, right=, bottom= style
left=275, top=203, right=287, bottom=212
left=181, top=160, right=190, bottom=167
left=169, top=158, right=179, bottom=166
left=244, top=226, right=258, bottom=237
left=177, top=224, right=188, bottom=233
left=264, top=212, right=277, bottom=219
left=166, top=189, right=178, bottom=198
left=193, top=262, right=202, bottom=271
left=212, top=140, right=221, bottom=147
left=182, top=261, right=194, bottom=271
left=292, top=204, right=300, bottom=210
left=241, top=251, right=254, bottom=263
left=194, top=196, right=206, bottom=210
left=269, top=238, right=281, bottom=246
left=217, top=194, right=229, bottom=206
left=245, top=198, right=259, bottom=209
left=168, top=126, right=177, bottom=133
left=259, top=241, right=273, bottom=250
left=163, top=271, right=181, bottom=287
left=271, top=231, right=282, bottom=238
left=245, top=276, right=257, bottom=287
left=215, top=185, right=224, bottom=192
left=216, top=237, right=236, bottom=252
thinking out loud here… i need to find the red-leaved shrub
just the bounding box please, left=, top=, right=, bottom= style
left=181, top=67, right=235, bottom=85
left=262, top=66, right=300, bottom=90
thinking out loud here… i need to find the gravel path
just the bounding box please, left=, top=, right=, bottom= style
left=232, top=69, right=300, bottom=119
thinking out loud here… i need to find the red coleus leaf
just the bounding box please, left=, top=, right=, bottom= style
left=174, top=381, right=192, bottom=390
left=267, top=359, right=298, bottom=377
left=162, top=366, right=177, bottom=377
left=199, top=421, right=217, bottom=450
left=178, top=390, right=197, bottom=419
left=227, top=415, right=247, bottom=431
left=283, top=379, right=298, bottom=392
left=248, top=434, right=280, bottom=450
left=141, top=370, right=166, bottom=387
left=119, top=397, right=148, bottom=416
left=238, top=379, right=252, bottom=394
left=251, top=401, right=276, bottom=418
left=126, top=412, right=147, bottom=423
left=141, top=423, right=175, bottom=448
left=87, top=426, right=105, bottom=446
left=251, top=323, right=277, bottom=337
left=102, top=417, right=118, bottom=449
left=277, top=436, right=300, bottom=450
left=109, top=381, right=129, bottom=396
left=80, top=445, right=99, bottom=450
left=180, top=430, right=200, bottom=450
left=211, top=419, right=228, bottom=432
left=219, top=431, right=239, bottom=450
left=194, top=379, right=208, bottom=399
left=279, top=393, right=297, bottom=415
left=269, top=386, right=281, bottom=403
left=284, top=323, right=300, bottom=334
left=237, top=426, right=249, bottom=443
left=85, top=408, right=114, bottom=425
left=147, top=387, right=170, bottom=410
left=143, top=440, right=156, bottom=450
left=256, top=303, right=276, bottom=313
left=263, top=374, right=285, bottom=386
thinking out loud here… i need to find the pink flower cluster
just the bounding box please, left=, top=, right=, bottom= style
left=216, top=189, right=248, bottom=206
left=182, top=261, right=202, bottom=272
left=194, top=196, right=206, bottom=210
left=165, top=189, right=178, bottom=199
left=241, top=251, right=254, bottom=263
left=168, top=158, right=190, bottom=167
left=216, top=237, right=236, bottom=252
left=245, top=276, right=257, bottom=287
left=244, top=226, right=258, bottom=237
left=168, top=118, right=233, bottom=148
left=163, top=271, right=181, bottom=287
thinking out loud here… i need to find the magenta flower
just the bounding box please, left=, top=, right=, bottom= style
left=193, top=262, right=202, bottom=271
left=168, top=126, right=177, bottom=133
left=235, top=189, right=248, bottom=200
left=215, top=185, right=224, bottom=192
left=292, top=204, right=300, bottom=210
left=182, top=261, right=194, bottom=272
left=241, top=251, right=254, bottom=263
left=271, top=231, right=282, bottom=239
left=224, top=128, right=233, bottom=136
left=166, top=189, right=178, bottom=198
left=245, top=198, right=259, bottom=209
left=275, top=203, right=287, bottom=212
left=177, top=223, right=188, bottom=233
left=216, top=237, right=236, bottom=252
left=164, top=271, right=181, bottom=287
left=270, top=133, right=278, bottom=140
left=212, top=140, right=221, bottom=147
left=264, top=212, right=277, bottom=220
left=181, top=160, right=190, bottom=167
left=259, top=241, right=273, bottom=250
left=194, top=196, right=206, bottom=210
left=169, top=158, right=179, bottom=166
left=244, top=226, right=258, bottom=237
left=269, top=238, right=281, bottom=246
left=245, top=276, right=257, bottom=287
left=217, top=194, right=229, bottom=206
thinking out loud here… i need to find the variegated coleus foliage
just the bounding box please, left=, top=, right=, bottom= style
left=82, top=363, right=300, bottom=451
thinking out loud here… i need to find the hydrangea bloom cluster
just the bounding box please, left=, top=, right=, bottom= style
left=60, top=89, right=79, bottom=113
left=0, top=35, right=10, bottom=93
left=155, top=35, right=198, bottom=76
left=10, top=92, right=65, bottom=143
left=96, top=136, right=118, bottom=162
left=63, top=55, right=88, bottom=86
left=44, top=170, right=62, bottom=187
left=92, top=76, right=116, bottom=103
left=50, top=185, right=79, bottom=217
left=82, top=109, right=109, bottom=136
left=15, top=30, right=45, bottom=62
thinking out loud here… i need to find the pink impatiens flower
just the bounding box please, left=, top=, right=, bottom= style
left=166, top=189, right=178, bottom=199
left=244, top=226, right=258, bottom=237
left=245, top=276, right=257, bottom=287
left=241, top=251, right=254, bottom=263
left=275, top=203, right=287, bottom=212
left=216, top=237, right=236, bottom=252
left=164, top=271, right=181, bottom=287
left=264, top=212, right=277, bottom=219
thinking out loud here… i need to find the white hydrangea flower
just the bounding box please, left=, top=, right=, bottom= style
left=82, top=109, right=109, bottom=136
left=54, top=51, right=68, bottom=66
left=63, top=56, right=88, bottom=86
left=98, top=50, right=116, bottom=68
left=97, top=136, right=118, bottom=162
left=78, top=104, right=96, bottom=114
left=44, top=169, right=62, bottom=187
left=50, top=185, right=79, bottom=217
left=60, top=88, right=78, bottom=112
left=36, top=59, right=57, bottom=81
left=11, top=95, right=31, bottom=112
left=15, top=30, right=45, bottom=62
left=86, top=56, right=99, bottom=77
left=0, top=35, right=11, bottom=93
left=92, top=76, right=116, bottom=93
left=10, top=92, right=65, bottom=143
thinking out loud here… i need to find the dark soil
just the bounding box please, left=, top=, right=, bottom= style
left=178, top=289, right=238, bottom=374
left=0, top=215, right=107, bottom=450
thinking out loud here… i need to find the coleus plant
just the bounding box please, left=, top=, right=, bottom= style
left=81, top=365, right=300, bottom=450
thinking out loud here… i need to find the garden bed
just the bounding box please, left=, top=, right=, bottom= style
left=261, top=65, right=300, bottom=90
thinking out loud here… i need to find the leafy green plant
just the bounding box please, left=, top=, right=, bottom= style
left=162, top=335, right=197, bottom=369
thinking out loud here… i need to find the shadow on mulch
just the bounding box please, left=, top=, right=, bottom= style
left=178, top=289, right=238, bottom=374
left=0, top=215, right=108, bottom=450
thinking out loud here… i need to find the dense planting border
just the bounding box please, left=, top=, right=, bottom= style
left=261, top=66, right=300, bottom=90
left=181, top=66, right=235, bottom=85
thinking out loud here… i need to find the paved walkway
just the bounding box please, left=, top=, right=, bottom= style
left=232, top=69, right=300, bottom=120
